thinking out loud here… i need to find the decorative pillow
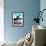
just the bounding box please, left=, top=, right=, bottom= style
left=17, top=32, right=34, bottom=46
left=23, top=32, right=34, bottom=46
left=17, top=37, right=25, bottom=46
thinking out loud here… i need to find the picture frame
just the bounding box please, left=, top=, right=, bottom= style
left=12, top=12, right=24, bottom=27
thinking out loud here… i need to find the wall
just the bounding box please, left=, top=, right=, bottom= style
left=0, top=0, right=4, bottom=42
left=40, top=0, right=46, bottom=45
left=40, top=0, right=46, bottom=27
left=4, top=0, right=40, bottom=42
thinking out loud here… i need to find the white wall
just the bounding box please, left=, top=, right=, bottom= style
left=0, top=0, right=4, bottom=42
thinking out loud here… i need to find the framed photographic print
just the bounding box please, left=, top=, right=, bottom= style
left=12, top=12, right=24, bottom=27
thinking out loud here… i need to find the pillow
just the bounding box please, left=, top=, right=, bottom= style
left=3, top=41, right=17, bottom=46
left=23, top=32, right=34, bottom=46
left=17, top=37, right=25, bottom=46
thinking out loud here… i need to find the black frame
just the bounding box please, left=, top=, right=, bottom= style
left=12, top=12, right=24, bottom=27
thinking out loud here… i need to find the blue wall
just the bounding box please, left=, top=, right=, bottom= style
left=40, top=0, right=46, bottom=27
left=40, top=0, right=46, bottom=44
left=4, top=0, right=40, bottom=42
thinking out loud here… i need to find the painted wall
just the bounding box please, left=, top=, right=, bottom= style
left=40, top=0, right=46, bottom=45
left=0, top=0, right=4, bottom=42
left=40, top=0, right=46, bottom=27
left=4, top=0, right=40, bottom=42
